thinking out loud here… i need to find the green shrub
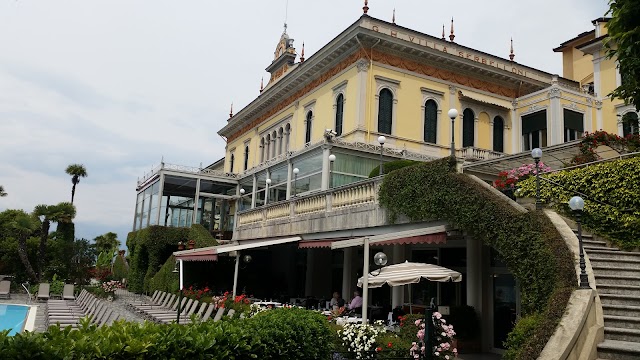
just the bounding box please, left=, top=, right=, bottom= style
left=518, top=156, right=640, bottom=250
left=112, top=254, right=128, bottom=282
left=368, top=159, right=420, bottom=178
left=127, top=224, right=217, bottom=293
left=378, top=159, right=575, bottom=360
left=445, top=305, right=479, bottom=341
left=49, top=274, right=64, bottom=297
left=503, top=313, right=544, bottom=360
left=147, top=255, right=179, bottom=295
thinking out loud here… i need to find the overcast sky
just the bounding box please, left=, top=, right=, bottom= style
left=0, top=1, right=609, bottom=245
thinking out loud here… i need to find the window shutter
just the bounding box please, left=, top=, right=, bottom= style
left=462, top=109, right=475, bottom=147
left=424, top=100, right=438, bottom=143
left=305, top=112, right=313, bottom=144
left=335, top=94, right=344, bottom=136
left=493, top=116, right=504, bottom=152
left=378, top=89, right=393, bottom=135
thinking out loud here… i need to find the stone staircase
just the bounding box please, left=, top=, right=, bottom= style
left=578, top=231, right=640, bottom=360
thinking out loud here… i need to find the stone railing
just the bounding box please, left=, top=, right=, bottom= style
left=237, top=177, right=381, bottom=227
left=456, top=147, right=504, bottom=161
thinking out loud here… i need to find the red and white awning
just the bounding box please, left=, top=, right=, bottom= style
left=174, top=236, right=302, bottom=262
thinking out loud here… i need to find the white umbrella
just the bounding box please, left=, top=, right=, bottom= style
left=358, top=261, right=462, bottom=288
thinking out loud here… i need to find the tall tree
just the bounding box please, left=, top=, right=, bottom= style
left=65, top=164, right=87, bottom=204
left=5, top=210, right=39, bottom=281
left=0, top=185, right=6, bottom=197
left=606, top=0, right=640, bottom=109
left=32, top=202, right=76, bottom=280
left=94, top=232, right=120, bottom=254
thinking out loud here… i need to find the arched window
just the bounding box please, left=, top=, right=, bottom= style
left=305, top=111, right=313, bottom=144
left=272, top=131, right=277, bottom=158
left=278, top=128, right=284, bottom=155
left=335, top=94, right=344, bottom=136
left=265, top=134, right=271, bottom=160
left=244, top=146, right=250, bottom=171
left=230, top=154, right=235, bottom=172
left=424, top=100, right=438, bottom=143
left=622, top=112, right=639, bottom=136
left=462, top=108, right=475, bottom=147
left=378, top=89, right=393, bottom=135
left=493, top=116, right=504, bottom=152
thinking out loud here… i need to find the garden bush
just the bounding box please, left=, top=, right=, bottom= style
left=127, top=224, right=217, bottom=293
left=147, top=255, right=179, bottom=295
left=378, top=159, right=575, bottom=360
left=368, top=159, right=420, bottom=178
left=0, top=308, right=333, bottom=360
left=518, top=156, right=640, bottom=250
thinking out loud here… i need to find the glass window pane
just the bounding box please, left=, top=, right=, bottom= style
left=332, top=152, right=379, bottom=177
left=270, top=164, right=288, bottom=186
left=200, top=180, right=236, bottom=195
left=294, top=173, right=322, bottom=195
left=292, top=151, right=322, bottom=178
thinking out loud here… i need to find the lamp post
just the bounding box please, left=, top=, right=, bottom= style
left=172, top=259, right=183, bottom=324
left=293, top=168, right=299, bottom=197
left=329, top=154, right=336, bottom=189
left=569, top=196, right=591, bottom=289
left=448, top=108, right=458, bottom=157
left=265, top=178, right=271, bottom=205
left=531, top=148, right=543, bottom=210
left=239, top=188, right=245, bottom=211
left=378, top=136, right=386, bottom=175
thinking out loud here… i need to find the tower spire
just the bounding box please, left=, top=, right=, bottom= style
left=363, top=0, right=369, bottom=14
left=260, top=77, right=264, bottom=93
left=449, top=17, right=455, bottom=42
left=229, top=102, right=233, bottom=118
left=442, top=24, right=445, bottom=40
left=392, top=9, right=396, bottom=24
left=300, top=42, right=305, bottom=62
left=509, top=38, right=515, bottom=61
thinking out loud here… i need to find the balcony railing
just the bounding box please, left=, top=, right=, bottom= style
left=456, top=147, right=504, bottom=161
left=237, top=177, right=382, bottom=227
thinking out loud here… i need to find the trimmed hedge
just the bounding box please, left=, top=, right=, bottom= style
left=127, top=224, right=217, bottom=293
left=148, top=255, right=179, bottom=294
left=368, top=159, right=420, bottom=178
left=518, top=156, right=640, bottom=250
left=0, top=308, right=332, bottom=360
left=378, top=159, right=575, bottom=359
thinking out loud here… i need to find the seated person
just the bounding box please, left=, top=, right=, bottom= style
left=330, top=291, right=346, bottom=309
left=348, top=291, right=363, bottom=314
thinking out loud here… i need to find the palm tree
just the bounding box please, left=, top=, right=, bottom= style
left=9, top=211, right=39, bottom=281
left=0, top=185, right=6, bottom=197
left=33, top=202, right=76, bottom=280
left=65, top=164, right=87, bottom=204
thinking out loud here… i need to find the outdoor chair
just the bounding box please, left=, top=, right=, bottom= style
left=133, top=293, right=172, bottom=313
left=0, top=280, right=10, bottom=299
left=152, top=298, right=194, bottom=323
left=36, top=283, right=50, bottom=302
left=157, top=300, right=200, bottom=324
left=62, top=284, right=75, bottom=300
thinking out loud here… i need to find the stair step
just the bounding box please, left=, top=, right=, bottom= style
left=583, top=239, right=609, bottom=248
left=572, top=231, right=594, bottom=239
left=602, top=304, right=640, bottom=317
left=591, top=257, right=640, bottom=266
left=604, top=315, right=640, bottom=329
left=598, top=284, right=640, bottom=297
left=585, top=245, right=620, bottom=252
left=598, top=339, right=640, bottom=360
left=596, top=275, right=640, bottom=287
left=599, top=294, right=640, bottom=307
left=592, top=265, right=640, bottom=277
left=587, top=249, right=640, bottom=262
left=605, top=327, right=640, bottom=342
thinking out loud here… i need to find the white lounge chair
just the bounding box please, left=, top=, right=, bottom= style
left=36, top=283, right=50, bottom=302
left=0, top=280, right=10, bottom=299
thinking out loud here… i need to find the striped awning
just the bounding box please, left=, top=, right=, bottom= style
left=357, top=261, right=462, bottom=288
left=174, top=236, right=302, bottom=261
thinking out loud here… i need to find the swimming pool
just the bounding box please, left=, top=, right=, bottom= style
left=0, top=304, right=29, bottom=335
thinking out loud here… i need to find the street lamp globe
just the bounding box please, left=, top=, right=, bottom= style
left=378, top=135, right=386, bottom=145
left=329, top=154, right=336, bottom=162
left=293, top=168, right=299, bottom=175
left=569, top=196, right=585, bottom=211
left=531, top=148, right=543, bottom=160
left=243, top=254, right=252, bottom=263
left=373, top=252, right=388, bottom=266
left=266, top=178, right=271, bottom=185
left=240, top=188, right=245, bottom=195
left=447, top=108, right=458, bottom=119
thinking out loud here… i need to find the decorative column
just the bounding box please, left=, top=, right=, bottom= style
left=449, top=85, right=457, bottom=152
left=286, top=160, right=293, bottom=199
left=321, top=146, right=331, bottom=190
left=548, top=78, right=562, bottom=145
left=354, top=59, right=369, bottom=142
left=511, top=100, right=518, bottom=153
left=192, top=178, right=201, bottom=225
left=251, top=175, right=257, bottom=208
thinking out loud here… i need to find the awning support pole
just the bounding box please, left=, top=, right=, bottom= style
left=362, top=237, right=369, bottom=323
left=232, top=253, right=240, bottom=298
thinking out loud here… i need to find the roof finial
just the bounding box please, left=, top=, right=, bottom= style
left=509, top=38, right=515, bottom=61
left=300, top=42, right=305, bottom=62
left=449, top=17, right=455, bottom=42
left=229, top=102, right=233, bottom=118
left=392, top=9, right=396, bottom=24
left=442, top=24, right=445, bottom=40
left=363, top=0, right=369, bottom=14
left=260, top=77, right=264, bottom=93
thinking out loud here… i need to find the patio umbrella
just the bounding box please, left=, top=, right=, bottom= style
left=357, top=261, right=462, bottom=288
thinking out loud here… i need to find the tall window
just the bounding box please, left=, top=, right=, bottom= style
left=563, top=109, right=584, bottom=142
left=378, top=89, right=393, bottom=135
left=230, top=154, right=235, bottom=172
left=305, top=111, right=313, bottom=144
left=335, top=94, right=344, bottom=136
left=244, top=146, right=250, bottom=171
left=424, top=100, right=438, bottom=143
left=622, top=112, right=639, bottom=136
left=522, top=110, right=547, bottom=150
left=493, top=116, right=504, bottom=152
left=462, top=108, right=475, bottom=147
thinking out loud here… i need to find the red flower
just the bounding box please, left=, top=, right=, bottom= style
left=387, top=342, right=393, bottom=348
left=376, top=347, right=382, bottom=352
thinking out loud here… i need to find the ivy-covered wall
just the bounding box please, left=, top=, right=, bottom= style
left=518, top=156, right=640, bottom=250
left=378, top=159, right=575, bottom=360
left=126, top=224, right=217, bottom=293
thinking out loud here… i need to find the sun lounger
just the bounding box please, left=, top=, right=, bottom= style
left=157, top=300, right=200, bottom=323
left=62, top=284, right=75, bottom=300
left=152, top=298, right=194, bottom=322
left=36, top=283, right=50, bottom=302
left=0, top=280, right=10, bottom=299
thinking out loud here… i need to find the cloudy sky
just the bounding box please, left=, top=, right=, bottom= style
left=0, top=1, right=609, bottom=244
